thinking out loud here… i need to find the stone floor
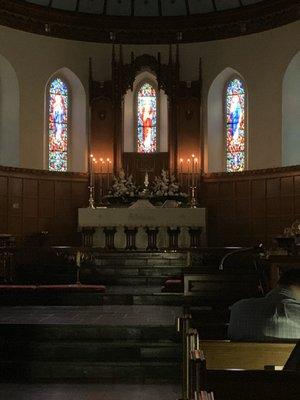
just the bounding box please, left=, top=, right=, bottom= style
left=0, top=384, right=181, bottom=399
left=0, top=305, right=182, bottom=326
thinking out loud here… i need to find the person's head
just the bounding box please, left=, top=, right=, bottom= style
left=278, top=269, right=300, bottom=299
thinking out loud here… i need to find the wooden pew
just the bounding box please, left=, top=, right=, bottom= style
left=177, top=316, right=299, bottom=400
left=198, top=341, right=296, bottom=370
left=191, top=348, right=300, bottom=400
left=184, top=272, right=262, bottom=303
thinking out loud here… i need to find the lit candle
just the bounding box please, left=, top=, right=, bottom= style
left=187, top=158, right=191, bottom=188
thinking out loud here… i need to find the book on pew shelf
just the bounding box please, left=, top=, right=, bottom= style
left=264, top=365, right=284, bottom=371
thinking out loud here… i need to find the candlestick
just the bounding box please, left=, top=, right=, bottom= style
left=187, top=158, right=191, bottom=188
left=88, top=154, right=95, bottom=208
left=195, top=157, right=198, bottom=186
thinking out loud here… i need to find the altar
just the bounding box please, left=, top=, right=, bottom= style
left=78, top=207, right=206, bottom=250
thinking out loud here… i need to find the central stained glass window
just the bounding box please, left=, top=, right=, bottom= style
left=137, top=82, right=157, bottom=153
left=225, top=78, right=246, bottom=172
left=48, top=77, right=69, bottom=171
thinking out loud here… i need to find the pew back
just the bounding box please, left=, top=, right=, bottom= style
left=184, top=273, right=261, bottom=302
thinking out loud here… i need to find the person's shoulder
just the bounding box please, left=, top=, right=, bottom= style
left=231, top=296, right=262, bottom=311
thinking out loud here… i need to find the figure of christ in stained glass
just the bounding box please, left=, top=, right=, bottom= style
left=226, top=78, right=246, bottom=172
left=48, top=78, right=68, bottom=171
left=137, top=83, right=157, bottom=153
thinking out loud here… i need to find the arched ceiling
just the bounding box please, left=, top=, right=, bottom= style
left=0, top=0, right=298, bottom=43
left=24, top=0, right=263, bottom=17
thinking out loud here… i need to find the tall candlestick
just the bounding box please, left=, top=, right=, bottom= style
left=195, top=157, right=198, bottom=186
left=187, top=158, right=191, bottom=188
left=88, top=154, right=95, bottom=208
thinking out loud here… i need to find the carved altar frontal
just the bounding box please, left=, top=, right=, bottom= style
left=78, top=207, right=206, bottom=250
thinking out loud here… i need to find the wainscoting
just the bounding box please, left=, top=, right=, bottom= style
left=0, top=165, right=299, bottom=247
left=202, top=166, right=300, bottom=246
left=0, top=166, right=88, bottom=244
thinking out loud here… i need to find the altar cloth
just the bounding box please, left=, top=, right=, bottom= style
left=78, top=207, right=206, bottom=249
left=78, top=207, right=206, bottom=228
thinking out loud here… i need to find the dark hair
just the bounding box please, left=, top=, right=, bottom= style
left=278, top=269, right=300, bottom=286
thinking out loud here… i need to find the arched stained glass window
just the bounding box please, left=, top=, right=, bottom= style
left=225, top=78, right=247, bottom=172
left=48, top=77, right=69, bottom=171
left=137, top=82, right=157, bottom=153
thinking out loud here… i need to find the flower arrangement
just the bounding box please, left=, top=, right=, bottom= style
left=104, top=169, right=188, bottom=206
left=106, top=169, right=138, bottom=201
left=151, top=169, right=186, bottom=198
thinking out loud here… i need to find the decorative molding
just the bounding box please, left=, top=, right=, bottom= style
left=203, top=165, right=300, bottom=181
left=0, top=0, right=298, bottom=44
left=0, top=165, right=88, bottom=180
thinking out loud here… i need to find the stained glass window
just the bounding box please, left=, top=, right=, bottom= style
left=137, top=82, right=157, bottom=153
left=225, top=78, right=246, bottom=172
left=48, top=77, right=69, bottom=171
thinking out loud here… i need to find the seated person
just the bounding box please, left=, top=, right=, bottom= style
left=228, top=269, right=300, bottom=341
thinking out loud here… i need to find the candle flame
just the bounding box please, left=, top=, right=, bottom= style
left=187, top=159, right=191, bottom=163
left=180, top=158, right=183, bottom=163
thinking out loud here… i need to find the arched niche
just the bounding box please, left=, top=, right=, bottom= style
left=0, top=54, right=20, bottom=167
left=45, top=67, right=87, bottom=172
left=282, top=51, right=300, bottom=166
left=123, top=70, right=168, bottom=153
left=206, top=67, right=247, bottom=173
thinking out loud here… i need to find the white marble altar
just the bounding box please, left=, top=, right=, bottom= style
left=78, top=207, right=206, bottom=249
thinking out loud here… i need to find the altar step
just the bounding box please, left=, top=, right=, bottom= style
left=0, top=318, right=181, bottom=382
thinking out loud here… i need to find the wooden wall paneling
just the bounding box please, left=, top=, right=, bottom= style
left=0, top=175, right=8, bottom=233
left=0, top=167, right=88, bottom=245
left=177, top=97, right=201, bottom=165
left=203, top=167, right=300, bottom=247
left=123, top=152, right=169, bottom=185
left=23, top=179, right=38, bottom=236
left=91, top=97, right=114, bottom=165
left=8, top=177, right=23, bottom=240
left=38, top=179, right=55, bottom=235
